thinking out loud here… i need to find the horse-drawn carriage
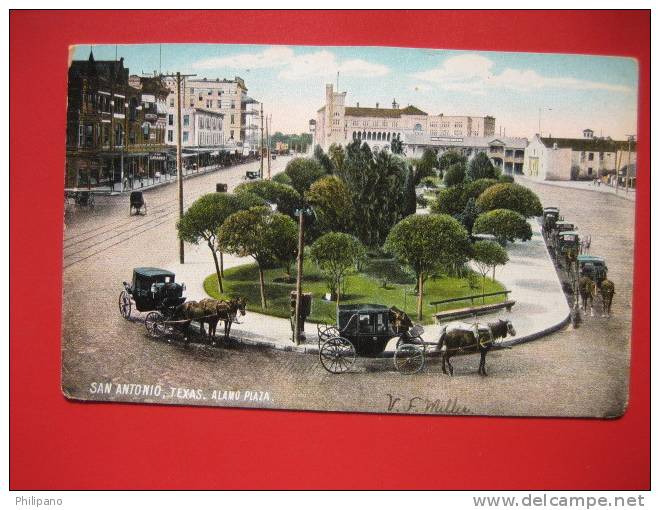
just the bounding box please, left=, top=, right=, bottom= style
left=542, top=206, right=560, bottom=237
left=244, top=170, right=259, bottom=180
left=118, top=267, right=186, bottom=322
left=129, top=191, right=147, bottom=215
left=118, top=267, right=245, bottom=343
left=317, top=304, right=427, bottom=375
left=316, top=304, right=517, bottom=376
left=556, top=230, right=580, bottom=263
left=578, top=255, right=608, bottom=285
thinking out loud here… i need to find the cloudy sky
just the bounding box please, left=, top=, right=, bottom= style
left=72, top=44, right=639, bottom=139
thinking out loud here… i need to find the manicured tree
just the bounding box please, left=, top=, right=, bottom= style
left=456, top=197, right=480, bottom=237
left=439, top=150, right=467, bottom=172
left=385, top=214, right=470, bottom=320
left=309, top=232, right=366, bottom=308
left=402, top=165, right=417, bottom=217
left=313, top=145, right=334, bottom=174
left=463, top=178, right=500, bottom=201
left=467, top=152, right=499, bottom=180
left=473, top=209, right=533, bottom=246
left=476, top=183, right=544, bottom=218
left=471, top=240, right=509, bottom=296
left=272, top=172, right=293, bottom=186
left=284, top=157, right=326, bottom=196
left=234, top=179, right=301, bottom=218
left=443, top=161, right=466, bottom=187
left=217, top=207, right=297, bottom=309
left=498, top=174, right=514, bottom=183
left=306, top=175, right=353, bottom=234
left=431, top=185, right=466, bottom=216
left=176, top=192, right=265, bottom=293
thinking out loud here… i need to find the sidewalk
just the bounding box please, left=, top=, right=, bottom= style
left=516, top=175, right=636, bottom=202
left=166, top=219, right=570, bottom=354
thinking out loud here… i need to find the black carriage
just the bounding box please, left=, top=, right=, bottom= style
left=578, top=255, right=608, bottom=284
left=551, top=220, right=577, bottom=248
left=119, top=267, right=186, bottom=319
left=542, top=207, right=560, bottom=237
left=129, top=191, right=147, bottom=215
left=317, top=304, right=427, bottom=375
left=244, top=170, right=259, bottom=180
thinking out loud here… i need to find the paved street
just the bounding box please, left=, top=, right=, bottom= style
left=62, top=168, right=635, bottom=418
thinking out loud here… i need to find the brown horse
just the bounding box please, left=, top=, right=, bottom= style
left=578, top=276, right=597, bottom=317
left=435, top=319, right=516, bottom=376
left=198, top=297, right=247, bottom=343
left=600, top=279, right=615, bottom=318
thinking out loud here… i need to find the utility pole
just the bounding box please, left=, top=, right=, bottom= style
left=266, top=114, right=272, bottom=180
left=259, top=103, right=264, bottom=179
left=293, top=207, right=305, bottom=345
left=161, top=71, right=196, bottom=263
left=614, top=147, right=621, bottom=194
left=625, top=134, right=635, bottom=194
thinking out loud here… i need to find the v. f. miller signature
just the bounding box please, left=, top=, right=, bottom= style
left=386, top=393, right=472, bottom=415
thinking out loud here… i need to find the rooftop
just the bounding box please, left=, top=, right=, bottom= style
left=539, top=136, right=636, bottom=152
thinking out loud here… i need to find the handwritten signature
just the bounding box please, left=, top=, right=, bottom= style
left=386, top=393, right=472, bottom=414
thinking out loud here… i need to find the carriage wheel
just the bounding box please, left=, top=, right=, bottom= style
left=145, top=311, right=164, bottom=338
left=394, top=344, right=426, bottom=375
left=118, top=291, right=131, bottom=319
left=319, top=337, right=356, bottom=374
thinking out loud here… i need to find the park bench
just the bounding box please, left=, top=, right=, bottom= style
left=431, top=290, right=515, bottom=323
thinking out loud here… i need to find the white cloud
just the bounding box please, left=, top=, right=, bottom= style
left=413, top=53, right=633, bottom=94
left=191, top=46, right=295, bottom=70
left=191, top=46, right=389, bottom=80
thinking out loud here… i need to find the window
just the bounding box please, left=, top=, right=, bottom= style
left=129, top=128, right=136, bottom=145
left=199, top=117, right=203, bottom=129
left=588, top=152, right=594, bottom=161
left=167, top=130, right=173, bottom=142
left=168, top=114, right=173, bottom=126
left=183, top=115, right=189, bottom=127
left=588, top=167, right=593, bottom=175
left=169, top=98, right=174, bottom=107
left=230, top=114, right=235, bottom=124
left=102, top=125, right=109, bottom=146
left=217, top=100, right=221, bottom=108
left=183, top=131, right=189, bottom=143
left=231, top=101, right=236, bottom=109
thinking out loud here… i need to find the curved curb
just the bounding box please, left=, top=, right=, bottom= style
left=222, top=311, right=573, bottom=355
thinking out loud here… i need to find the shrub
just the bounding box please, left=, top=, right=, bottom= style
left=476, top=183, right=543, bottom=218
left=473, top=209, right=532, bottom=245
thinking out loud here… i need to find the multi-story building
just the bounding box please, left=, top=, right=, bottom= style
left=405, top=135, right=527, bottom=174
left=65, top=52, right=169, bottom=190
left=314, top=84, right=495, bottom=151
left=523, top=129, right=637, bottom=181
left=163, top=75, right=258, bottom=146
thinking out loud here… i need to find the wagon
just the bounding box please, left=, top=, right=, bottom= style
left=551, top=220, right=577, bottom=248
left=578, top=255, right=608, bottom=284
left=129, top=191, right=147, bottom=215
left=316, top=304, right=427, bottom=375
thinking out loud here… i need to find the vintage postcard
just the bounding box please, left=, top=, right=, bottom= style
left=61, top=44, right=638, bottom=417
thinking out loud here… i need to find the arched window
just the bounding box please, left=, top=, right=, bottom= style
left=362, top=131, right=366, bottom=140
left=414, top=123, right=423, bottom=132
left=387, top=132, right=391, bottom=141
left=377, top=132, right=382, bottom=141
left=367, top=132, right=371, bottom=140
left=357, top=131, right=361, bottom=140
